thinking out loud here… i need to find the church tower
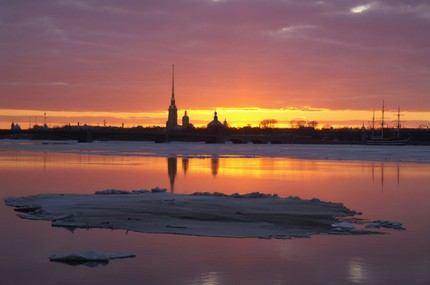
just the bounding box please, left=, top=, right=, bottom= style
left=182, top=111, right=190, bottom=127
left=166, top=65, right=178, bottom=130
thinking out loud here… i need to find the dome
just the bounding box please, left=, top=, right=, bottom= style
left=207, top=111, right=224, bottom=129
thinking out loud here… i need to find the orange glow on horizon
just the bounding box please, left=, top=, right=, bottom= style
left=1, top=107, right=430, bottom=130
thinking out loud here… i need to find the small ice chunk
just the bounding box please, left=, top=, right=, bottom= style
left=151, top=187, right=167, bottom=193
left=193, top=192, right=213, bottom=196
left=331, top=222, right=355, bottom=230
left=49, top=250, right=136, bottom=263
left=239, top=192, right=278, bottom=198
left=193, top=192, right=278, bottom=198
left=365, top=220, right=406, bottom=230
left=131, top=189, right=150, bottom=194
left=95, top=189, right=130, bottom=195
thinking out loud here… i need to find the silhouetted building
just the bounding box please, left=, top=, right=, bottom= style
left=166, top=65, right=178, bottom=130
left=207, top=111, right=224, bottom=129
left=206, top=111, right=229, bottom=143
left=182, top=111, right=190, bottom=127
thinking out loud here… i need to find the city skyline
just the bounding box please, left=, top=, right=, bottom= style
left=1, top=0, right=430, bottom=129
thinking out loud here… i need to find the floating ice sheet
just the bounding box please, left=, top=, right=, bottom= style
left=49, top=250, right=135, bottom=267
left=4, top=190, right=405, bottom=239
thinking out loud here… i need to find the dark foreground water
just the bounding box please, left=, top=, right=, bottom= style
left=1, top=141, right=429, bottom=284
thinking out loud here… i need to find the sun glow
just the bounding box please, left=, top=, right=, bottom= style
left=2, top=107, right=430, bottom=130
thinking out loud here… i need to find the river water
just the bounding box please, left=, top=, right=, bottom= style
left=0, top=141, right=429, bottom=284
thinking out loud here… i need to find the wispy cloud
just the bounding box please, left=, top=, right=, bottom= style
left=350, top=3, right=373, bottom=14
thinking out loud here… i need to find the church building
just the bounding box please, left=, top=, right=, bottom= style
left=182, top=111, right=190, bottom=127
left=207, top=111, right=228, bottom=130
left=166, top=65, right=178, bottom=130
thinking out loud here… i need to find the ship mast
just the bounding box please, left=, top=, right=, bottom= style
left=381, top=100, right=385, bottom=138
left=396, top=106, right=401, bottom=138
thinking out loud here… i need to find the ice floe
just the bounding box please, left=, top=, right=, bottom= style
left=49, top=250, right=135, bottom=266
left=4, top=190, right=405, bottom=239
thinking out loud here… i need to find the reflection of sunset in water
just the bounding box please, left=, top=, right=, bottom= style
left=1, top=152, right=427, bottom=193
left=1, top=150, right=430, bottom=285
left=1, top=151, right=429, bottom=217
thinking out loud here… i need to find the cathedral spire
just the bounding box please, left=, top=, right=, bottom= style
left=166, top=65, right=178, bottom=129
left=171, top=64, right=175, bottom=104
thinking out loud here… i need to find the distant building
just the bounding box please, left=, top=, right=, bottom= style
left=166, top=65, right=178, bottom=130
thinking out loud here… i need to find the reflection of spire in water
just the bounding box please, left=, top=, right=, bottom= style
left=167, top=157, right=177, bottom=193
left=211, top=156, right=219, bottom=177
left=182, top=157, right=189, bottom=176
left=381, top=162, right=384, bottom=192
left=397, top=163, right=400, bottom=189
left=43, top=151, right=47, bottom=172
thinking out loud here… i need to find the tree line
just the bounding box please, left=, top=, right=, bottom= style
left=259, top=119, right=319, bottom=129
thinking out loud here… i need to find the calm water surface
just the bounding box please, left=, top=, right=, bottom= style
left=1, top=142, right=429, bottom=285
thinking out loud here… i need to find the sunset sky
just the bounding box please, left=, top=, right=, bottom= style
left=1, top=0, right=430, bottom=129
